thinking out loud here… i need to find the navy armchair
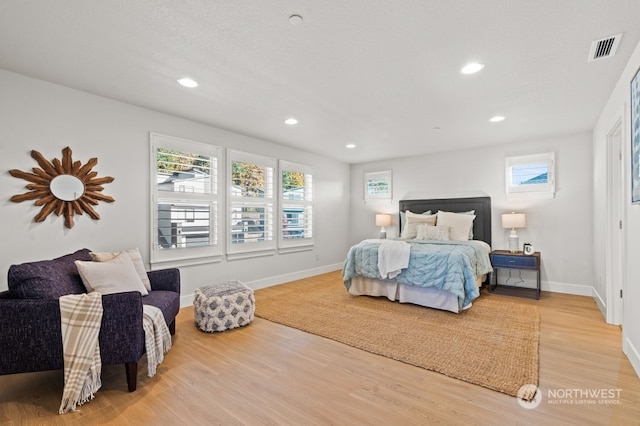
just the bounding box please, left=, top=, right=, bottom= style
left=0, top=249, right=180, bottom=391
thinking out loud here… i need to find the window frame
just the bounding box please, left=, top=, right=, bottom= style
left=279, top=160, right=314, bottom=252
left=150, top=132, right=222, bottom=268
left=227, top=150, right=277, bottom=259
left=505, top=152, right=556, bottom=199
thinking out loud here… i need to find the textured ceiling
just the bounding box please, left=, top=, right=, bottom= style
left=1, top=0, right=639, bottom=164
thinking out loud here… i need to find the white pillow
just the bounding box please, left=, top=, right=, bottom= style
left=401, top=210, right=437, bottom=239
left=399, top=210, right=431, bottom=228
left=90, top=248, right=151, bottom=291
left=416, top=224, right=450, bottom=241
left=438, top=210, right=475, bottom=239
left=75, top=253, right=149, bottom=296
left=436, top=211, right=476, bottom=241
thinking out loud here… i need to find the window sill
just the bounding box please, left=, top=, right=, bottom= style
left=507, top=192, right=555, bottom=200
left=278, top=244, right=314, bottom=255
left=150, top=254, right=222, bottom=270
left=226, top=249, right=276, bottom=261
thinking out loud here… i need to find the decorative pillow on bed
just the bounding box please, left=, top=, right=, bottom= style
left=436, top=211, right=476, bottom=241
left=437, top=210, right=476, bottom=239
left=415, top=224, right=450, bottom=241
left=75, top=253, right=149, bottom=296
left=399, top=210, right=431, bottom=234
left=400, top=210, right=437, bottom=239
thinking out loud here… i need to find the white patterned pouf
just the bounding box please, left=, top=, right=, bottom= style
left=194, top=280, right=255, bottom=332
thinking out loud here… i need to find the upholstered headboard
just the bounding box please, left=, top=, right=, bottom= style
left=398, top=196, right=492, bottom=247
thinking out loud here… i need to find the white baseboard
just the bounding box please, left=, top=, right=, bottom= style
left=592, top=287, right=606, bottom=318
left=179, top=262, right=343, bottom=308
left=541, top=280, right=593, bottom=297
left=623, top=336, right=640, bottom=379
left=180, top=294, right=194, bottom=308
left=179, top=271, right=592, bottom=307
left=246, top=262, right=343, bottom=290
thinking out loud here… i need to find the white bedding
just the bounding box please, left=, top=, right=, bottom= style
left=377, top=239, right=410, bottom=279
left=348, top=275, right=486, bottom=313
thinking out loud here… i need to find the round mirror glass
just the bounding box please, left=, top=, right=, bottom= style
left=50, top=175, right=84, bottom=201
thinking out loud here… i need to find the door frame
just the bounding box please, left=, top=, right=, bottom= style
left=605, top=118, right=624, bottom=325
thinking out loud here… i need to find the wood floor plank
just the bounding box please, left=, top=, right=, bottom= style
left=1, top=270, right=639, bottom=425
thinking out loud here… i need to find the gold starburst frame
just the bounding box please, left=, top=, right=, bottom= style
left=9, top=147, right=115, bottom=229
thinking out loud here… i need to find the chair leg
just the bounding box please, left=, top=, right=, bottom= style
left=169, top=320, right=176, bottom=336
left=125, top=362, right=137, bottom=392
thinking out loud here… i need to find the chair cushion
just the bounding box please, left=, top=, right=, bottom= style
left=143, top=290, right=180, bottom=327
left=7, top=249, right=92, bottom=299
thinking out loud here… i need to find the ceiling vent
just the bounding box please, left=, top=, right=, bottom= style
left=588, top=33, right=622, bottom=62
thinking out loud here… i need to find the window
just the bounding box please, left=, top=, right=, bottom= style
left=150, top=133, right=221, bottom=267
left=280, top=160, right=314, bottom=251
left=505, top=152, right=555, bottom=199
left=228, top=150, right=276, bottom=258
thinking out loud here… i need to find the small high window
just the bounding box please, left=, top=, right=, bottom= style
left=505, top=152, right=555, bottom=199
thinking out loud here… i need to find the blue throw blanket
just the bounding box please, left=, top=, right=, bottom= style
left=342, top=239, right=493, bottom=309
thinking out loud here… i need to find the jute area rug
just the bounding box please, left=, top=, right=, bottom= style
left=254, top=277, right=539, bottom=399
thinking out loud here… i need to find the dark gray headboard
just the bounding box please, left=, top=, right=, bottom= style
left=398, top=196, right=492, bottom=247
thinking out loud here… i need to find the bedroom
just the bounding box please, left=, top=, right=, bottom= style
left=1, top=0, right=640, bottom=423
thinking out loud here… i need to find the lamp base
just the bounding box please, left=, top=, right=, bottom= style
left=509, top=231, right=519, bottom=253
left=379, top=230, right=387, bottom=239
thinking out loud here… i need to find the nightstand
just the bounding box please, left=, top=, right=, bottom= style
left=488, top=250, right=540, bottom=299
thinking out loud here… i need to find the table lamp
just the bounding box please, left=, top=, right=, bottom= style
left=501, top=212, right=526, bottom=253
left=375, top=214, right=392, bottom=239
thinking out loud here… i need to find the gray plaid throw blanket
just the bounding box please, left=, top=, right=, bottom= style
left=58, top=292, right=103, bottom=414
left=143, top=305, right=172, bottom=377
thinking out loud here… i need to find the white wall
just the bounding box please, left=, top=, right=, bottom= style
left=593, top=39, right=640, bottom=377
left=0, top=69, right=350, bottom=305
left=349, top=133, right=594, bottom=295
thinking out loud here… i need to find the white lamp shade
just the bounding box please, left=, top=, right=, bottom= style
left=375, top=214, right=392, bottom=227
left=501, top=212, right=526, bottom=229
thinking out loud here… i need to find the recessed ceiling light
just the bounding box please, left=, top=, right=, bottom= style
left=461, top=63, right=485, bottom=74
left=345, top=144, right=356, bottom=149
left=284, top=117, right=298, bottom=125
left=289, top=14, right=303, bottom=25
left=489, top=115, right=506, bottom=122
left=177, top=78, right=198, bottom=88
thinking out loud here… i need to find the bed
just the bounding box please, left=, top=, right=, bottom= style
left=342, top=196, right=493, bottom=313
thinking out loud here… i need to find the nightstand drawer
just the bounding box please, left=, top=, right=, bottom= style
left=490, top=254, right=538, bottom=269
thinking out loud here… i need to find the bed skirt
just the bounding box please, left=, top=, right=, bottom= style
left=348, top=275, right=485, bottom=313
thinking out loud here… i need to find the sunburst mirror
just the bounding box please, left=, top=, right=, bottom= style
left=9, top=147, right=115, bottom=229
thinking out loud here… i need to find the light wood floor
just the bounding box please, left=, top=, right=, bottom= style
left=1, top=271, right=639, bottom=425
